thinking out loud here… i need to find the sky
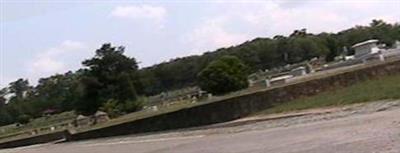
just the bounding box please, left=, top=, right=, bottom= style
left=1, top=0, right=399, bottom=87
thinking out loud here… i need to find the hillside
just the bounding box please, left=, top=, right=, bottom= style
left=139, top=19, right=400, bottom=95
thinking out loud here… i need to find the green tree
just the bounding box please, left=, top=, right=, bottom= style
left=0, top=109, right=13, bottom=125
left=76, top=43, right=141, bottom=115
left=76, top=76, right=102, bottom=115
left=0, top=88, right=8, bottom=107
left=33, top=72, right=81, bottom=113
left=8, top=79, right=31, bottom=102
left=197, top=56, right=249, bottom=95
left=99, top=99, right=122, bottom=118
left=16, top=114, right=31, bottom=124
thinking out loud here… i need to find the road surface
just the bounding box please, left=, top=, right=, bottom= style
left=2, top=101, right=400, bottom=153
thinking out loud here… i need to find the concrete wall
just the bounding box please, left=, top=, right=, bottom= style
left=69, top=59, right=400, bottom=141
left=0, top=130, right=70, bottom=149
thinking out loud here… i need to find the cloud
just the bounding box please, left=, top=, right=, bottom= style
left=185, top=17, right=250, bottom=54
left=0, top=75, right=14, bottom=88
left=274, top=0, right=311, bottom=8
left=0, top=2, right=77, bottom=22
left=182, top=0, right=399, bottom=56
left=242, top=2, right=347, bottom=35
left=27, top=40, right=88, bottom=81
left=31, top=57, right=64, bottom=74
left=110, top=5, right=167, bottom=23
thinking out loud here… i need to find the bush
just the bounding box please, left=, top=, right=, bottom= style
left=16, top=114, right=31, bottom=124
left=99, top=97, right=146, bottom=118
left=198, top=55, right=249, bottom=95
left=123, top=97, right=146, bottom=113
left=99, top=99, right=123, bottom=118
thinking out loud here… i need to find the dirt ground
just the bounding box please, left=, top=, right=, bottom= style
left=2, top=100, right=399, bottom=153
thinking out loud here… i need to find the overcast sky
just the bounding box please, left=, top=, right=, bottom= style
left=1, top=0, right=399, bottom=87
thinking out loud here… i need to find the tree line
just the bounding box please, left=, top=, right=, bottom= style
left=0, top=19, right=399, bottom=126
left=139, top=20, right=400, bottom=95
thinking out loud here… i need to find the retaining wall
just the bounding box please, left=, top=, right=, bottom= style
left=0, top=130, right=70, bottom=149
left=68, top=59, right=400, bottom=141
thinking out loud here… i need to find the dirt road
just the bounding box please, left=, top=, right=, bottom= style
left=2, top=100, right=400, bottom=153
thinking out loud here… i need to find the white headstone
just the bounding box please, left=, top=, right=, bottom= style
left=265, top=79, right=271, bottom=87
left=207, top=93, right=213, bottom=99
left=379, top=53, right=385, bottom=61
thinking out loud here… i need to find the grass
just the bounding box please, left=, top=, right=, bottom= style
left=0, top=112, right=75, bottom=142
left=257, top=74, right=400, bottom=115
left=75, top=99, right=203, bottom=133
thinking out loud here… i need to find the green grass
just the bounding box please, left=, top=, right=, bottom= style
left=0, top=112, right=75, bottom=141
left=257, top=74, right=400, bottom=115
left=75, top=99, right=200, bottom=132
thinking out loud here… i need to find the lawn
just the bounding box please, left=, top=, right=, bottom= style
left=257, top=74, right=400, bottom=115
left=0, top=112, right=75, bottom=142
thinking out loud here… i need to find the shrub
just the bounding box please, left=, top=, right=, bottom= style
left=198, top=55, right=249, bottom=95
left=16, top=114, right=31, bottom=124
left=123, top=97, right=146, bottom=113
left=99, top=99, right=123, bottom=118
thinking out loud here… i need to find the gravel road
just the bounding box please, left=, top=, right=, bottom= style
left=2, top=100, right=399, bottom=153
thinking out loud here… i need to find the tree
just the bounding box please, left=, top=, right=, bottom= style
left=76, top=76, right=102, bottom=115
left=0, top=109, right=13, bottom=125
left=16, top=114, right=31, bottom=124
left=99, top=99, right=122, bottom=118
left=133, top=20, right=399, bottom=96
left=319, top=33, right=340, bottom=62
left=8, top=79, right=31, bottom=102
left=34, top=72, right=81, bottom=112
left=197, top=55, right=249, bottom=95
left=0, top=88, right=8, bottom=107
left=76, top=43, right=141, bottom=115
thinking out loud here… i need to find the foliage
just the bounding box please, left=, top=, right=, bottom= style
left=123, top=97, right=146, bottom=113
left=8, top=79, right=31, bottom=101
left=99, top=97, right=145, bottom=118
left=198, top=56, right=249, bottom=95
left=139, top=20, right=400, bottom=95
left=99, top=99, right=123, bottom=118
left=16, top=114, right=31, bottom=125
left=76, top=43, right=141, bottom=115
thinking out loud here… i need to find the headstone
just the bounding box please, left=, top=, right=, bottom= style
left=290, top=66, right=306, bottom=77
left=379, top=53, right=385, bottom=61
left=191, top=96, right=197, bottom=103
left=31, top=130, right=37, bottom=135
left=395, top=40, right=400, bottom=49
left=76, top=115, right=90, bottom=127
left=94, top=111, right=110, bottom=124
left=208, top=93, right=213, bottom=98
left=151, top=106, right=158, bottom=111
left=265, top=79, right=271, bottom=87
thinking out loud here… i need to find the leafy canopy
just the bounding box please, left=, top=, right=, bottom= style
left=198, top=55, right=249, bottom=95
left=77, top=43, right=141, bottom=115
